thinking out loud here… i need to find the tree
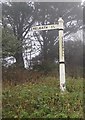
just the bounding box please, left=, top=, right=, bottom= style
left=2, top=2, right=36, bottom=67
left=2, top=2, right=83, bottom=69
left=65, top=34, right=83, bottom=77
left=32, top=2, right=83, bottom=67
left=2, top=27, right=20, bottom=66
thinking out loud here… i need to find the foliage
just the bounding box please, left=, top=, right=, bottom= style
left=2, top=76, right=83, bottom=118
left=2, top=27, right=20, bottom=57
left=33, top=62, right=58, bottom=74
left=65, top=39, right=83, bottom=77
left=2, top=2, right=83, bottom=68
left=32, top=2, right=83, bottom=64
left=2, top=2, right=35, bottom=67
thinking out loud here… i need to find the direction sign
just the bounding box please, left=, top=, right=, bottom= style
left=32, top=24, right=63, bottom=31
left=31, top=17, right=66, bottom=92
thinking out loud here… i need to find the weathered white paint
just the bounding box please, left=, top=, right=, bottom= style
left=58, top=17, right=66, bottom=91
left=32, top=24, right=62, bottom=31
left=32, top=17, right=66, bottom=91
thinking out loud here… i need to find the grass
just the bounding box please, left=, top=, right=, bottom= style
left=0, top=83, right=2, bottom=119
left=2, top=76, right=83, bottom=118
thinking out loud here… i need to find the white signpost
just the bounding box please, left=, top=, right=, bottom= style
left=32, top=17, right=66, bottom=91
left=32, top=24, right=62, bottom=31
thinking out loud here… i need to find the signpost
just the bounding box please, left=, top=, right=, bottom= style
left=32, top=24, right=62, bottom=31
left=32, top=17, right=66, bottom=91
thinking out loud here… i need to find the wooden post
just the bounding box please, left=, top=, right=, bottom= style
left=32, top=17, right=66, bottom=91
left=58, top=17, right=66, bottom=91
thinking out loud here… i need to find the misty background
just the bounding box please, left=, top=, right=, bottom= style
left=1, top=1, right=84, bottom=78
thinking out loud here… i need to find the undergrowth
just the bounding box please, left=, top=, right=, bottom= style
left=2, top=76, right=83, bottom=118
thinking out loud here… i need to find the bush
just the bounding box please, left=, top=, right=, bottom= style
left=33, top=62, right=58, bottom=74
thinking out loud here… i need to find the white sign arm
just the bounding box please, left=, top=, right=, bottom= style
left=31, top=24, right=63, bottom=31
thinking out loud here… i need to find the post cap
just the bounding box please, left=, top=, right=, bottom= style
left=58, top=17, right=64, bottom=23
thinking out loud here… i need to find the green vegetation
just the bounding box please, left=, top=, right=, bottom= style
left=0, top=83, right=2, bottom=119
left=2, top=2, right=84, bottom=119
left=2, top=76, right=83, bottom=118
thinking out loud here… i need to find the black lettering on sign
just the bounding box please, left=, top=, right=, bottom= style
left=33, top=27, right=37, bottom=30
left=51, top=26, right=55, bottom=28
left=39, top=27, right=42, bottom=29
